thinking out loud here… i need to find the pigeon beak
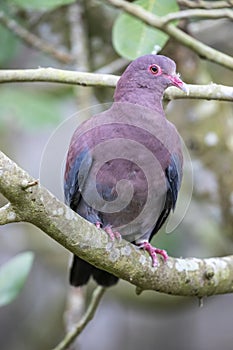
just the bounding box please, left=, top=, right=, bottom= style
left=169, top=74, right=189, bottom=95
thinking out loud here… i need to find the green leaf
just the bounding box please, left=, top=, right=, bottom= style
left=113, top=0, right=179, bottom=60
left=0, top=87, right=63, bottom=130
left=10, top=0, right=76, bottom=11
left=0, top=252, right=34, bottom=307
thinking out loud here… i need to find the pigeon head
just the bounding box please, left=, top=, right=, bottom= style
left=114, top=54, right=188, bottom=109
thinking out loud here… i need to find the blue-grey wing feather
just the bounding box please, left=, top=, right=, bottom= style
left=64, top=148, right=92, bottom=208
left=149, top=153, right=182, bottom=239
left=166, top=153, right=182, bottom=211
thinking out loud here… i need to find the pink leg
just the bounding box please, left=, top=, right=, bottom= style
left=104, top=225, right=122, bottom=241
left=95, top=221, right=102, bottom=229
left=139, top=242, right=168, bottom=267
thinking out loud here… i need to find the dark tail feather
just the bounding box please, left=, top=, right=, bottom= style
left=69, top=255, right=93, bottom=287
left=92, top=268, right=118, bottom=287
left=69, top=255, right=118, bottom=287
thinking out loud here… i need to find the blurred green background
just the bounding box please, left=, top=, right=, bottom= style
left=0, top=1, right=233, bottom=350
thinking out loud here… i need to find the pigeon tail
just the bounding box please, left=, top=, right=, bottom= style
left=70, top=255, right=118, bottom=287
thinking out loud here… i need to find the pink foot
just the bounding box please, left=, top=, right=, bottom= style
left=104, top=225, right=122, bottom=241
left=95, top=221, right=102, bottom=229
left=139, top=242, right=168, bottom=267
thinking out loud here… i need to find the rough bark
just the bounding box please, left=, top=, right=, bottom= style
left=1, top=151, right=233, bottom=297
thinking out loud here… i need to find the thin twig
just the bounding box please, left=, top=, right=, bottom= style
left=0, top=11, right=74, bottom=64
left=21, top=179, right=39, bottom=190
left=165, top=83, right=233, bottom=102
left=67, top=1, right=94, bottom=113
left=67, top=2, right=89, bottom=71
left=0, top=68, right=118, bottom=87
left=0, top=68, right=232, bottom=102
left=178, top=0, right=233, bottom=9
left=104, top=0, right=233, bottom=70
left=0, top=203, right=21, bottom=225
left=52, top=286, right=106, bottom=350
left=162, top=8, right=233, bottom=24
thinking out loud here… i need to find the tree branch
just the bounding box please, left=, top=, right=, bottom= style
left=104, top=0, right=233, bottom=70
left=162, top=8, right=233, bottom=24
left=0, top=11, right=75, bottom=64
left=0, top=68, right=118, bottom=87
left=66, top=1, right=95, bottom=112
left=0, top=68, right=232, bottom=101
left=0, top=203, right=21, bottom=225
left=0, top=150, right=233, bottom=297
left=178, top=0, right=233, bottom=9
left=53, top=286, right=106, bottom=350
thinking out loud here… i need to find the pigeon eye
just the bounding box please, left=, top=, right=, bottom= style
left=149, top=64, right=159, bottom=75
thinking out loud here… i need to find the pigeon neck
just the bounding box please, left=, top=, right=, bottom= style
left=114, top=87, right=165, bottom=115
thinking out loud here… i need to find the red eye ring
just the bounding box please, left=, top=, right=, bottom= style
left=149, top=64, right=160, bottom=75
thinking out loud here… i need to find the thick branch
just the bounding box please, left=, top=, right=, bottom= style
left=0, top=68, right=232, bottom=101
left=104, top=0, right=233, bottom=70
left=0, top=150, right=233, bottom=297
left=0, top=11, right=74, bottom=64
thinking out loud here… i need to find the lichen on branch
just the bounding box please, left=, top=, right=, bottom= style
left=0, top=150, right=233, bottom=297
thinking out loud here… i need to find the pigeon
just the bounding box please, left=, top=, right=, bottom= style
left=64, top=54, right=188, bottom=287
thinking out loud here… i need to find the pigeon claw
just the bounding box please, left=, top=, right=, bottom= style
left=104, top=225, right=122, bottom=242
left=95, top=221, right=102, bottom=229
left=139, top=242, right=168, bottom=267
